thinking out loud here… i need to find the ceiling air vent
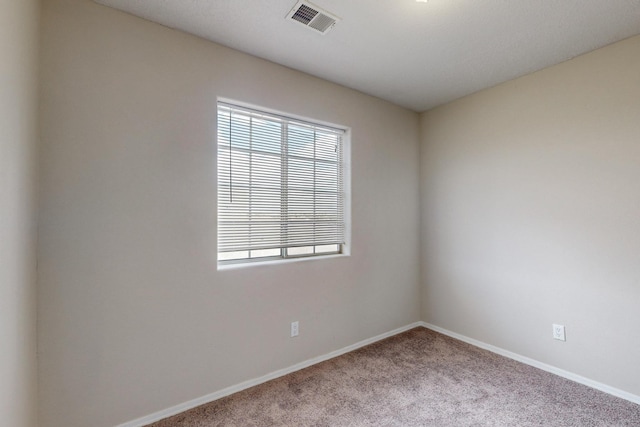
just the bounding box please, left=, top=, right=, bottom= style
left=286, top=1, right=340, bottom=35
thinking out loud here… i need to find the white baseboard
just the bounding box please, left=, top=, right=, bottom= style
left=116, top=321, right=424, bottom=427
left=420, top=321, right=640, bottom=406
left=117, top=320, right=640, bottom=426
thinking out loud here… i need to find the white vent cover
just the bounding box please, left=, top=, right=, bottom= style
left=286, top=1, right=340, bottom=35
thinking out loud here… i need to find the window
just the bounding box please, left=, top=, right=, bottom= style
left=217, top=101, right=347, bottom=264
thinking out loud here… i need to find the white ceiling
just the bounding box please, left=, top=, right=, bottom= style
left=94, top=0, right=640, bottom=112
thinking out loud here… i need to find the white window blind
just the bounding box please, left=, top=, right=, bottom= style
left=217, top=102, right=345, bottom=263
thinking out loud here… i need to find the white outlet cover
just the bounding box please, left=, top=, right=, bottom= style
left=291, top=321, right=299, bottom=337
left=552, top=324, right=566, bottom=341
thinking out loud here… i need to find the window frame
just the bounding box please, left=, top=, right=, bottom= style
left=216, top=99, right=351, bottom=267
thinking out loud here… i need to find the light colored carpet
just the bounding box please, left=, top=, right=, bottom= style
left=147, top=327, right=640, bottom=426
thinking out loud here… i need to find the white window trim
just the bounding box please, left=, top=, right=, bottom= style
left=216, top=98, right=351, bottom=268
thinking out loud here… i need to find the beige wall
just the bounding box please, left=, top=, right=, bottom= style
left=421, top=35, right=640, bottom=396
left=38, top=0, right=421, bottom=425
left=0, top=0, right=40, bottom=426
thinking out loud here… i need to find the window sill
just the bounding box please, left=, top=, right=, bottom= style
left=217, top=253, right=349, bottom=271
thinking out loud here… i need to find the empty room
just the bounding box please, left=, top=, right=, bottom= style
left=2, top=0, right=640, bottom=426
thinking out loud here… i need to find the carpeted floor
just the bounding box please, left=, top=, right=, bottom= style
left=147, top=327, right=640, bottom=426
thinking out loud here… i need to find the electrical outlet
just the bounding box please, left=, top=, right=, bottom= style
left=552, top=324, right=566, bottom=341
left=291, top=321, right=299, bottom=337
